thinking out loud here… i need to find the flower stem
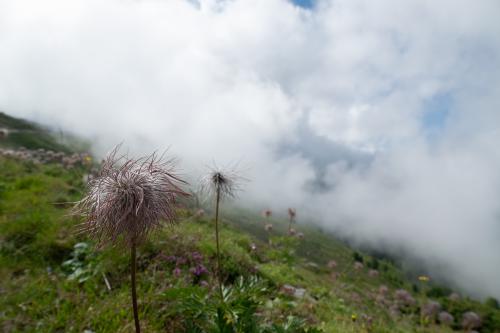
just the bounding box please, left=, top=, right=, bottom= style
left=131, top=239, right=141, bottom=333
left=215, top=185, right=224, bottom=301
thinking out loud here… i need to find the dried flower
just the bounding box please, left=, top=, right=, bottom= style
left=262, top=209, right=272, bottom=218
left=202, top=167, right=241, bottom=202
left=281, top=284, right=296, bottom=296
left=438, top=311, right=454, bottom=326
left=265, top=223, right=273, bottom=232
left=287, top=207, right=296, bottom=234
left=354, top=261, right=364, bottom=270
left=74, top=148, right=188, bottom=247
left=421, top=301, right=441, bottom=319
left=379, top=285, right=389, bottom=295
left=327, top=260, right=337, bottom=269
left=394, top=289, right=416, bottom=307
left=462, top=311, right=481, bottom=330
left=194, top=208, right=205, bottom=218
left=202, top=165, right=243, bottom=301
left=73, top=147, right=188, bottom=333
left=375, top=294, right=387, bottom=305
left=361, top=314, right=373, bottom=328
left=351, top=292, right=361, bottom=302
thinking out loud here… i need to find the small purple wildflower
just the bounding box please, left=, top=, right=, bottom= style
left=173, top=267, right=182, bottom=277
left=176, top=257, right=187, bottom=266
left=189, top=264, right=208, bottom=277
left=165, top=255, right=177, bottom=263
left=191, top=252, right=203, bottom=262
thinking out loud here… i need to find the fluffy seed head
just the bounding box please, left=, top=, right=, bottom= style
left=462, top=311, right=481, bottom=330
left=354, top=261, right=364, bottom=270
left=379, top=285, right=389, bottom=295
left=394, top=289, right=416, bottom=306
left=74, top=148, right=189, bottom=247
left=421, top=301, right=441, bottom=318
left=263, top=209, right=272, bottom=218
left=288, top=208, right=296, bottom=220
left=327, top=260, right=337, bottom=269
left=202, top=165, right=242, bottom=201
left=438, top=311, right=454, bottom=326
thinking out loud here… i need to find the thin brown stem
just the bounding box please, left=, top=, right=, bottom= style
left=214, top=186, right=224, bottom=301
left=131, top=239, right=141, bottom=333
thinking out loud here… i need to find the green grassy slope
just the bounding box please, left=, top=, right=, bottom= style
left=0, top=112, right=75, bottom=152
left=0, top=112, right=38, bottom=130
left=1, top=156, right=499, bottom=332
left=0, top=113, right=499, bottom=332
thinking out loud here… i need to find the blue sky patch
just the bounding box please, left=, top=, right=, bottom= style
left=422, top=92, right=453, bottom=138
left=292, top=0, right=314, bottom=8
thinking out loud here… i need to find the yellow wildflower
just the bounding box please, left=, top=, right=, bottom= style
left=418, top=275, right=430, bottom=282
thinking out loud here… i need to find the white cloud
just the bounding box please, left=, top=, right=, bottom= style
left=1, top=0, right=500, bottom=298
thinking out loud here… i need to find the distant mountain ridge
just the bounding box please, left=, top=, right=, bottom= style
left=0, top=111, right=79, bottom=152
left=0, top=111, right=39, bottom=130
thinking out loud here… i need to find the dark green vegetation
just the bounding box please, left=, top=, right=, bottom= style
left=0, top=112, right=87, bottom=152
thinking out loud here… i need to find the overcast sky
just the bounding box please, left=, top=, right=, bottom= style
left=1, top=0, right=500, bottom=299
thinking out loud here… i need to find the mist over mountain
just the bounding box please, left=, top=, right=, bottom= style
left=1, top=0, right=500, bottom=299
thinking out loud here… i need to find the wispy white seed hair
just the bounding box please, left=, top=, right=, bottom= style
left=201, top=164, right=243, bottom=201
left=201, top=163, right=244, bottom=301
left=74, top=147, right=189, bottom=247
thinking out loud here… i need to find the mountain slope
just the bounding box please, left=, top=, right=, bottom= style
left=0, top=113, right=499, bottom=332
left=0, top=111, right=71, bottom=152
